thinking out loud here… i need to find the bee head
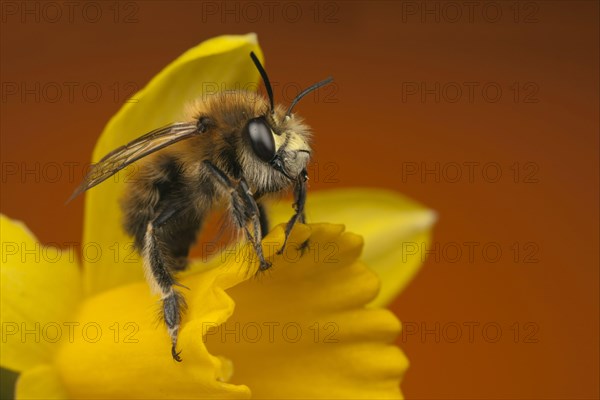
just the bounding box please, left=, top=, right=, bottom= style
left=241, top=111, right=311, bottom=182
left=245, top=52, right=332, bottom=181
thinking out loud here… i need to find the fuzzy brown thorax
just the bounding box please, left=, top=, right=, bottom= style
left=183, top=90, right=312, bottom=196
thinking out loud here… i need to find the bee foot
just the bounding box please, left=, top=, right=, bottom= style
left=171, top=345, right=182, bottom=362
left=298, top=239, right=310, bottom=255
left=259, top=260, right=272, bottom=271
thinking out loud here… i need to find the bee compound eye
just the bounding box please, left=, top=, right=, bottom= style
left=245, top=117, right=276, bottom=162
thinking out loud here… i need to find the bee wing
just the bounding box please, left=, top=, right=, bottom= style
left=69, top=122, right=198, bottom=201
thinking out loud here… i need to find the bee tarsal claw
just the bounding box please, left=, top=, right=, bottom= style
left=298, top=239, right=310, bottom=255
left=171, top=346, right=182, bottom=362
left=259, top=260, right=272, bottom=271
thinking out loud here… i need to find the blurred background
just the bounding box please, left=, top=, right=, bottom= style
left=1, top=1, right=598, bottom=398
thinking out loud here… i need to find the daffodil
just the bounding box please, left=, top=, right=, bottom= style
left=0, top=34, right=436, bottom=399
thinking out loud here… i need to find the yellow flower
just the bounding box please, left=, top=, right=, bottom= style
left=0, top=34, right=436, bottom=399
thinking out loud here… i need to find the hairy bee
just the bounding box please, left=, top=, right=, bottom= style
left=71, top=52, right=332, bottom=361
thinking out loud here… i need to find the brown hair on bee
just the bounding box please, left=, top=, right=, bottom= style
left=70, top=52, right=333, bottom=362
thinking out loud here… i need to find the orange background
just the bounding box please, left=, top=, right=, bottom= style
left=1, top=1, right=598, bottom=398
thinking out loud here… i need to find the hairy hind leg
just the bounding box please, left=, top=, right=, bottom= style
left=122, top=156, right=202, bottom=361
left=141, top=206, right=201, bottom=362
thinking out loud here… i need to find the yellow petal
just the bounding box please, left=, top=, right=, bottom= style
left=15, top=365, right=68, bottom=400
left=267, top=188, right=437, bottom=306
left=54, top=275, right=246, bottom=399
left=0, top=215, right=81, bottom=373
left=205, top=223, right=407, bottom=399
left=53, top=225, right=311, bottom=399
left=82, top=34, right=263, bottom=295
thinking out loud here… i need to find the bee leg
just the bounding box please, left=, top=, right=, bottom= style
left=238, top=179, right=271, bottom=271
left=277, top=171, right=308, bottom=255
left=203, top=161, right=271, bottom=271
left=257, top=202, right=269, bottom=237
left=143, top=221, right=186, bottom=362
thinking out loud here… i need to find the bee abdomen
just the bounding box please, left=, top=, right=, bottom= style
left=121, top=155, right=202, bottom=259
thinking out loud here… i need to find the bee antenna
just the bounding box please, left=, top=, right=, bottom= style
left=286, top=77, right=334, bottom=117
left=250, top=52, right=274, bottom=113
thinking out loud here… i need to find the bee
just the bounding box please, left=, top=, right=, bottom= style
left=71, top=52, right=333, bottom=361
